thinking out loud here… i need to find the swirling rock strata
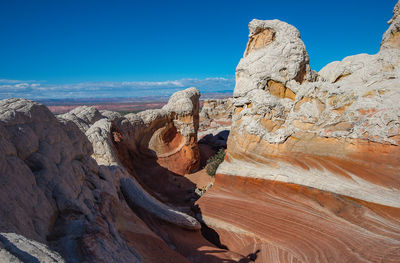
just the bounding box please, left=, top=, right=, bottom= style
left=197, top=1, right=400, bottom=262
left=113, top=87, right=201, bottom=176
left=197, top=174, right=400, bottom=263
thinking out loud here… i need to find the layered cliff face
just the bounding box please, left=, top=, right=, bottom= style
left=197, top=2, right=400, bottom=262
left=200, top=99, right=233, bottom=124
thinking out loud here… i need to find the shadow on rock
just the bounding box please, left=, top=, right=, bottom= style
left=0, top=234, right=41, bottom=263
left=192, top=204, right=228, bottom=250
left=238, top=249, right=261, bottom=263
left=199, top=130, right=229, bottom=150
left=114, top=134, right=243, bottom=262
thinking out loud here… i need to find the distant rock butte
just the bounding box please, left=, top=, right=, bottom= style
left=197, top=1, right=400, bottom=262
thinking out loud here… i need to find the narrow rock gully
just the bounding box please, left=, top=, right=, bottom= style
left=112, top=128, right=255, bottom=262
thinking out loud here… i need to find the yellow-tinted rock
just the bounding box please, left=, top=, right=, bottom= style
left=244, top=28, right=275, bottom=57
left=266, top=80, right=296, bottom=100
left=386, top=31, right=400, bottom=49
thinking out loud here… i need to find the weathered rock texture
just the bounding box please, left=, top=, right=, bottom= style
left=128, top=87, right=201, bottom=175
left=0, top=88, right=246, bottom=262
left=381, top=0, right=400, bottom=50
left=234, top=19, right=315, bottom=99
left=199, top=99, right=232, bottom=134
left=198, top=99, right=233, bottom=149
left=200, top=99, right=233, bottom=123
left=197, top=2, right=400, bottom=262
left=0, top=98, right=145, bottom=262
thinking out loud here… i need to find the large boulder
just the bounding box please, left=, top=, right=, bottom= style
left=234, top=19, right=315, bottom=98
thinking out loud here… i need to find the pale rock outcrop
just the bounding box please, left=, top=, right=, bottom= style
left=60, top=88, right=201, bottom=175
left=58, top=106, right=103, bottom=133
left=200, top=99, right=233, bottom=122
left=198, top=99, right=233, bottom=144
left=234, top=19, right=315, bottom=98
left=0, top=98, right=143, bottom=262
left=0, top=89, right=202, bottom=262
left=59, top=88, right=201, bottom=229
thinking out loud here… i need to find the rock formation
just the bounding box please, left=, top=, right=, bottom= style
left=199, top=99, right=232, bottom=132
left=197, top=1, right=400, bottom=262
left=2, top=2, right=400, bottom=263
left=0, top=98, right=143, bottom=262
left=200, top=99, right=233, bottom=124
left=199, top=99, right=233, bottom=149
left=220, top=10, right=400, bottom=207
left=60, top=88, right=200, bottom=176
left=0, top=88, right=244, bottom=262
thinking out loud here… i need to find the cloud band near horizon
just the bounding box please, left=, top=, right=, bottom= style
left=0, top=77, right=234, bottom=100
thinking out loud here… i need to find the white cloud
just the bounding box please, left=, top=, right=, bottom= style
left=0, top=79, right=24, bottom=84
left=0, top=77, right=234, bottom=100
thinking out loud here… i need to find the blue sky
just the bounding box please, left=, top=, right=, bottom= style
left=0, top=0, right=396, bottom=99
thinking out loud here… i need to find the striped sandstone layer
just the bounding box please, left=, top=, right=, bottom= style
left=196, top=2, right=400, bottom=262
left=197, top=174, right=400, bottom=262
